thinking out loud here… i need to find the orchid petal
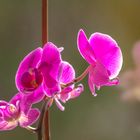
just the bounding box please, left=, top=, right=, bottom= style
left=39, top=42, right=62, bottom=96
left=89, top=62, right=110, bottom=87
left=19, top=109, right=40, bottom=127
left=15, top=48, right=42, bottom=91
left=9, top=93, right=22, bottom=105
left=69, top=84, right=84, bottom=99
left=88, top=73, right=97, bottom=96
left=105, top=78, right=119, bottom=86
left=24, top=85, right=45, bottom=105
left=59, top=61, right=75, bottom=88
left=0, top=100, right=8, bottom=109
left=59, top=87, right=72, bottom=103
left=77, top=29, right=96, bottom=64
left=0, top=121, right=18, bottom=131
left=89, top=32, right=123, bottom=79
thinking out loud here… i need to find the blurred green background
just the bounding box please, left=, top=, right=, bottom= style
left=0, top=0, right=140, bottom=140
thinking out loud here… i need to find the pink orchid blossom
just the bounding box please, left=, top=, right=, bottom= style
left=77, top=29, right=123, bottom=96
left=16, top=42, right=83, bottom=111
left=39, top=43, right=84, bottom=111
left=0, top=93, right=40, bottom=130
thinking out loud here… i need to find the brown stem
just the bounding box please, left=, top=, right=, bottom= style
left=42, top=0, right=50, bottom=140
left=42, top=0, right=48, bottom=46
left=63, top=66, right=90, bottom=87
left=37, top=100, right=48, bottom=140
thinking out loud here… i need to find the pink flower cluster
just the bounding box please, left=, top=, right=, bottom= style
left=0, top=29, right=123, bottom=130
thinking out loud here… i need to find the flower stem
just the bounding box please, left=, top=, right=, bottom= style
left=63, top=66, right=90, bottom=87
left=37, top=100, right=48, bottom=140
left=42, top=0, right=50, bottom=140
left=42, top=0, right=48, bottom=46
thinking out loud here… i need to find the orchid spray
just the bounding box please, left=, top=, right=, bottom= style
left=0, top=0, right=123, bottom=140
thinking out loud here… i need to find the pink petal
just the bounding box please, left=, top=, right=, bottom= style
left=9, top=93, right=22, bottom=106
left=19, top=108, right=40, bottom=127
left=41, top=42, right=62, bottom=65
left=59, top=87, right=72, bottom=103
left=77, top=29, right=96, bottom=64
left=88, top=72, right=96, bottom=96
left=0, top=121, right=18, bottom=131
left=105, top=78, right=119, bottom=86
left=89, top=33, right=123, bottom=79
left=39, top=63, right=61, bottom=96
left=0, top=120, right=8, bottom=130
left=10, top=93, right=31, bottom=115
left=69, top=84, right=84, bottom=99
left=59, top=61, right=75, bottom=85
left=39, top=42, right=62, bottom=96
left=23, top=85, right=45, bottom=105
left=0, top=100, right=8, bottom=107
left=89, top=62, right=110, bottom=86
left=15, top=48, right=43, bottom=92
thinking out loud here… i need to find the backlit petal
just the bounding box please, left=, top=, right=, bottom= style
left=89, top=33, right=123, bottom=79
left=0, top=120, right=18, bottom=131
left=89, top=62, right=110, bottom=87
left=19, top=109, right=40, bottom=127
left=39, top=42, right=62, bottom=96
left=59, top=61, right=75, bottom=85
left=77, top=29, right=96, bottom=64
left=15, top=48, right=42, bottom=91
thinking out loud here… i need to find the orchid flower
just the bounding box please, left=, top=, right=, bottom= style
left=39, top=43, right=84, bottom=111
left=16, top=42, right=83, bottom=111
left=77, top=29, right=123, bottom=96
left=0, top=93, right=40, bottom=130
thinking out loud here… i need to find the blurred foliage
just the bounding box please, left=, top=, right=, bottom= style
left=1, top=0, right=140, bottom=140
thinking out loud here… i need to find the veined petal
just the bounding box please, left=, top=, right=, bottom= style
left=41, top=42, right=61, bottom=65
left=15, top=48, right=43, bottom=91
left=105, top=78, right=119, bottom=86
left=10, top=93, right=32, bottom=115
left=88, top=72, right=97, bottom=96
left=89, top=32, right=123, bottom=79
left=9, top=93, right=22, bottom=106
left=69, top=84, right=84, bottom=99
left=39, top=42, right=62, bottom=96
left=89, top=62, right=110, bottom=87
left=0, top=100, right=8, bottom=109
left=77, top=29, right=96, bottom=64
left=0, top=120, right=8, bottom=130
left=23, top=85, right=45, bottom=105
left=0, top=120, right=18, bottom=131
left=19, top=109, right=40, bottom=127
left=39, top=62, right=61, bottom=97
left=59, top=61, right=75, bottom=85
left=59, top=87, right=72, bottom=103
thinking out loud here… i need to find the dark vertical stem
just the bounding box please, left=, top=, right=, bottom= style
left=42, top=0, right=48, bottom=45
left=42, top=0, right=50, bottom=140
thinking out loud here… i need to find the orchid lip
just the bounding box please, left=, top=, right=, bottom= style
left=20, top=68, right=43, bottom=92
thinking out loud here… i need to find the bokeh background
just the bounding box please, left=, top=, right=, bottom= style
left=0, top=0, right=140, bottom=140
